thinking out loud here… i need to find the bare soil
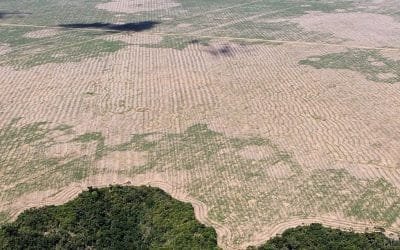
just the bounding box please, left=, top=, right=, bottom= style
left=292, top=12, right=400, bottom=47
left=238, top=145, right=275, bottom=160
left=96, top=0, right=180, bottom=14
left=0, top=44, right=10, bottom=55
left=103, top=33, right=163, bottom=45
left=377, top=72, right=397, bottom=80
left=23, top=29, right=61, bottom=39
left=96, top=151, right=148, bottom=170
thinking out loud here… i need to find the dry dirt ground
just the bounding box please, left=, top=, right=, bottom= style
left=1, top=0, right=400, bottom=249
left=96, top=0, right=180, bottom=14
left=23, top=29, right=61, bottom=39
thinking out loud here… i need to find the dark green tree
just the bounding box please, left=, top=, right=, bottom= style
left=249, top=223, right=400, bottom=250
left=0, top=185, right=220, bottom=250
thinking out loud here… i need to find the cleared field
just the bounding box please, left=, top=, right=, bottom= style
left=0, top=0, right=400, bottom=249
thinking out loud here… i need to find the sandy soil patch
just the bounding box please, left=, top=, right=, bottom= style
left=51, top=52, right=68, bottom=59
left=292, top=12, right=400, bottom=47
left=46, top=142, right=97, bottom=159
left=0, top=44, right=11, bottom=56
left=238, top=145, right=275, bottom=160
left=103, top=33, right=163, bottom=45
left=255, top=18, right=289, bottom=23
left=96, top=151, right=148, bottom=171
left=23, top=29, right=61, bottom=39
left=330, top=163, right=381, bottom=181
left=361, top=0, right=400, bottom=11
left=177, top=23, right=192, bottom=28
left=144, top=133, right=163, bottom=142
left=96, top=0, right=180, bottom=14
left=265, top=162, right=293, bottom=178
left=377, top=72, right=397, bottom=80
left=370, top=61, right=386, bottom=67
left=381, top=50, right=400, bottom=61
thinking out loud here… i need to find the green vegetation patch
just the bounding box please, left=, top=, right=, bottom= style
left=0, top=185, right=220, bottom=249
left=300, top=49, right=400, bottom=83
left=16, top=39, right=123, bottom=68
left=0, top=213, right=10, bottom=225
left=348, top=179, right=400, bottom=225
left=0, top=0, right=116, bottom=26
left=205, top=18, right=335, bottom=43
left=144, top=35, right=210, bottom=50
left=165, top=0, right=354, bottom=42
left=249, top=223, right=400, bottom=250
left=111, top=123, right=300, bottom=174
left=295, top=170, right=400, bottom=226
left=0, top=118, right=91, bottom=200
left=0, top=26, right=125, bottom=69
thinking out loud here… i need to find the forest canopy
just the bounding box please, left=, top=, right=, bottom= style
left=0, top=185, right=220, bottom=250
left=250, top=223, right=400, bottom=250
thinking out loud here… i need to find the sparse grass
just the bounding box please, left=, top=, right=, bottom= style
left=0, top=0, right=117, bottom=26
left=163, top=0, right=353, bottom=34
left=0, top=0, right=355, bottom=68
left=347, top=178, right=400, bottom=225
left=84, top=91, right=96, bottom=96
left=208, top=20, right=333, bottom=43
left=73, top=132, right=106, bottom=158
left=300, top=49, right=400, bottom=83
left=160, top=0, right=352, bottom=42
left=0, top=119, right=91, bottom=201
left=143, top=35, right=210, bottom=50
left=22, top=39, right=123, bottom=68
left=73, top=132, right=104, bottom=142
left=0, top=27, right=125, bottom=68
left=223, top=0, right=354, bottom=18
left=228, top=38, right=282, bottom=46
left=0, top=212, right=10, bottom=224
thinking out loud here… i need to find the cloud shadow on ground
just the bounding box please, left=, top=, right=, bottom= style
left=58, top=21, right=160, bottom=32
left=0, top=11, right=31, bottom=19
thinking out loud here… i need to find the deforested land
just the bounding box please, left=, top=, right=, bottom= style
left=0, top=0, right=400, bottom=248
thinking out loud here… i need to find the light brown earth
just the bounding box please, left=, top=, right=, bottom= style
left=103, top=33, right=163, bottom=45
left=96, top=151, right=148, bottom=170
left=292, top=12, right=400, bottom=47
left=237, top=145, right=275, bottom=160
left=96, top=0, right=180, bottom=14
left=377, top=72, right=397, bottom=80
left=0, top=44, right=11, bottom=56
left=382, top=50, right=400, bottom=60
left=23, top=29, right=61, bottom=38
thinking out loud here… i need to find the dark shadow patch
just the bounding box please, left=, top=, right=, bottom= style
left=188, top=38, right=209, bottom=47
left=206, top=44, right=234, bottom=57
left=189, top=39, right=200, bottom=44
left=0, top=11, right=31, bottom=19
left=58, top=21, right=160, bottom=32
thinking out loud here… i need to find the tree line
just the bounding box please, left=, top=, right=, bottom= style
left=1, top=185, right=399, bottom=249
